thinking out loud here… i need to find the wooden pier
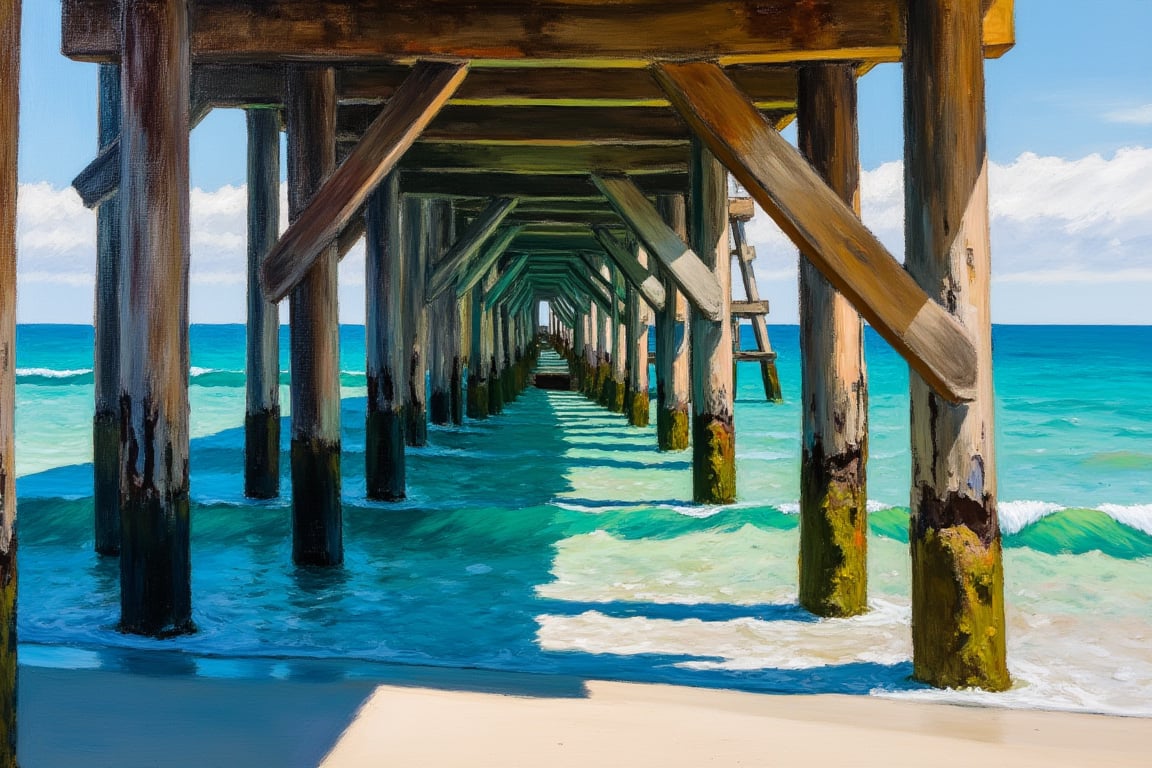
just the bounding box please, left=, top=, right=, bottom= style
left=0, top=0, right=1020, bottom=758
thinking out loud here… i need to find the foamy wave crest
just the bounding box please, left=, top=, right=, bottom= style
left=1097, top=503, right=1152, bottom=537
left=999, top=500, right=1066, bottom=535
left=16, top=367, right=92, bottom=380
left=778, top=499, right=893, bottom=515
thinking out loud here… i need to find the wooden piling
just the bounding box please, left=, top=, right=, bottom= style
left=905, top=0, right=1009, bottom=690
left=427, top=200, right=458, bottom=425
left=626, top=267, right=651, bottom=427
left=365, top=173, right=406, bottom=500
left=500, top=304, right=515, bottom=403
left=466, top=282, right=490, bottom=419
left=118, top=0, right=195, bottom=633
left=688, top=140, right=736, bottom=504
left=655, top=195, right=691, bottom=451
left=489, top=289, right=505, bottom=414
left=93, top=64, right=122, bottom=554
left=244, top=108, right=282, bottom=499
left=797, top=64, right=869, bottom=617
left=0, top=0, right=19, bottom=757
left=610, top=268, right=628, bottom=413
left=403, top=197, right=429, bottom=445
left=287, top=66, right=342, bottom=566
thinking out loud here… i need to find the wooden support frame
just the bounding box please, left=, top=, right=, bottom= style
left=591, top=174, right=723, bottom=321
left=484, top=254, right=530, bottom=309
left=653, top=61, right=976, bottom=403
left=262, top=60, right=469, bottom=303
left=654, top=194, right=691, bottom=452
left=426, top=197, right=518, bottom=300
left=592, top=226, right=666, bottom=311
left=427, top=200, right=460, bottom=426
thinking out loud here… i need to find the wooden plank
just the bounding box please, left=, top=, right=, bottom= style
left=0, top=0, right=18, bottom=753
left=286, top=66, right=343, bottom=566
left=905, top=0, right=1008, bottom=691
left=426, top=197, right=518, bottom=300
left=92, top=64, right=121, bottom=555
left=591, top=226, right=665, bottom=311
left=62, top=0, right=1014, bottom=65
left=244, top=108, right=282, bottom=500
left=341, top=104, right=789, bottom=145
left=455, top=225, right=525, bottom=297
left=341, top=64, right=797, bottom=107
left=734, top=350, right=778, bottom=362
left=654, top=61, right=977, bottom=403
left=730, top=300, right=769, bottom=316
left=728, top=197, right=755, bottom=222
left=401, top=143, right=688, bottom=174
left=117, top=0, right=193, bottom=635
left=262, top=60, right=468, bottom=303
left=591, top=174, right=722, bottom=321
left=404, top=171, right=685, bottom=199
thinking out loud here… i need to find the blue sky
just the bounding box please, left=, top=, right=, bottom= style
left=13, top=0, right=1152, bottom=324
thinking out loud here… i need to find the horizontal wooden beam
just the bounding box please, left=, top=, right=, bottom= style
left=654, top=61, right=977, bottom=402
left=730, top=299, right=770, bottom=317
left=591, top=174, right=723, bottom=321
left=728, top=197, right=755, bottom=222
left=592, top=226, right=666, bottom=311
left=734, top=350, right=778, bottom=362
left=341, top=104, right=788, bottom=145
left=403, top=172, right=685, bottom=199
left=427, top=197, right=519, bottom=300
left=262, top=60, right=469, bottom=302
left=62, top=0, right=1014, bottom=64
left=455, top=225, right=524, bottom=298
left=401, top=144, right=688, bottom=175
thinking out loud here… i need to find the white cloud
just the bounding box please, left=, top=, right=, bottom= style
left=1105, top=104, right=1152, bottom=125
left=14, top=145, right=1152, bottom=323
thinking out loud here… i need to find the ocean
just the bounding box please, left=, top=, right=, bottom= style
left=12, top=324, right=1152, bottom=716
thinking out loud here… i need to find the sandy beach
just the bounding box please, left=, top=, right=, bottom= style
left=18, top=661, right=1151, bottom=767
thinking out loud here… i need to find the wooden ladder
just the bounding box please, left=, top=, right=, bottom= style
left=728, top=198, right=783, bottom=402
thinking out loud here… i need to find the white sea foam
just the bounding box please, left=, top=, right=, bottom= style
left=776, top=499, right=893, bottom=515
left=16, top=367, right=91, bottom=378
left=999, top=500, right=1066, bottom=535
left=1097, top=503, right=1152, bottom=537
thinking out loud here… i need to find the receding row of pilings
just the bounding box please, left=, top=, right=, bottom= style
left=85, top=55, right=541, bottom=640
left=545, top=3, right=1008, bottom=694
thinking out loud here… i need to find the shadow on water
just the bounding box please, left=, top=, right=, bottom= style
left=16, top=372, right=922, bottom=713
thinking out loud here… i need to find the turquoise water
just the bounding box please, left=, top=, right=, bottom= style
left=12, top=324, right=1152, bottom=715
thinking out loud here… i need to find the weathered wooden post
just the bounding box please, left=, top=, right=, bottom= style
left=500, top=304, right=515, bottom=403
left=583, top=302, right=599, bottom=398
left=488, top=288, right=505, bottom=414
left=365, top=174, right=406, bottom=500
left=688, top=141, right=736, bottom=504
left=118, top=0, right=195, bottom=633
left=404, top=198, right=429, bottom=445
left=287, top=66, right=342, bottom=566
left=428, top=200, right=458, bottom=425
left=466, top=282, right=489, bottom=419
left=796, top=64, right=869, bottom=617
left=572, top=308, right=586, bottom=390
left=626, top=274, right=651, bottom=427
left=609, top=269, right=627, bottom=413
left=244, top=108, right=282, bottom=499
left=94, top=64, right=122, bottom=553
left=655, top=195, right=691, bottom=451
left=905, top=0, right=1009, bottom=690
left=595, top=274, right=612, bottom=406
left=0, top=0, right=19, bottom=756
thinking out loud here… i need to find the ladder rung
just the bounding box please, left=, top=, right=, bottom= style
left=731, top=300, right=769, bottom=317
left=728, top=197, right=755, bottom=222
left=734, top=350, right=778, bottom=362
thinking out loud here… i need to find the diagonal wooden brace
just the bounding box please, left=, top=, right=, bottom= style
left=485, top=254, right=530, bottom=309
left=591, top=226, right=666, bottom=311
left=653, top=61, right=977, bottom=403
left=591, top=174, right=723, bottom=321
left=454, top=224, right=524, bottom=298
left=427, top=197, right=518, bottom=300
left=261, top=60, right=468, bottom=302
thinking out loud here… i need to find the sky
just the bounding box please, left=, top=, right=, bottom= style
left=13, top=0, right=1152, bottom=325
